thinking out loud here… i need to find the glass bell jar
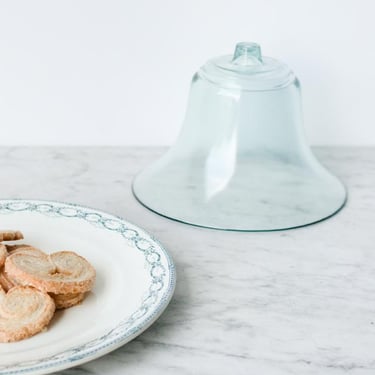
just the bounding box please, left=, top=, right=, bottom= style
left=133, top=42, right=346, bottom=231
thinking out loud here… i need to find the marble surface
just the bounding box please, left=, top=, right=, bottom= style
left=1, top=146, right=374, bottom=375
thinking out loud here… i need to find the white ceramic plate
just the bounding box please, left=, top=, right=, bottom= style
left=0, top=199, right=176, bottom=375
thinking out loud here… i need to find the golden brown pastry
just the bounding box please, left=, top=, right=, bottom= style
left=0, top=245, right=46, bottom=291
left=5, top=250, right=96, bottom=294
left=50, top=292, right=85, bottom=309
left=0, top=231, right=24, bottom=242
left=0, top=229, right=96, bottom=342
left=0, top=269, right=16, bottom=292
left=0, top=244, right=6, bottom=268
left=6, top=245, right=46, bottom=257
left=0, top=285, right=55, bottom=342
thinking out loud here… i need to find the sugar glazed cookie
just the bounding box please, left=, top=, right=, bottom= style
left=0, top=269, right=16, bottom=292
left=0, top=285, right=55, bottom=342
left=0, top=229, right=96, bottom=342
left=50, top=292, right=86, bottom=309
left=0, top=244, right=6, bottom=268
left=0, top=246, right=47, bottom=292
left=0, top=231, right=24, bottom=242
left=5, top=251, right=96, bottom=294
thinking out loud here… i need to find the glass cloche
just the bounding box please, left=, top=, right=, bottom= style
left=133, top=42, right=346, bottom=231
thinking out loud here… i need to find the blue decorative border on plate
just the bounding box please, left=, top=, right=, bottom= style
left=0, top=199, right=176, bottom=375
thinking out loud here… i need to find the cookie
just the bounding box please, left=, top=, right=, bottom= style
left=6, top=245, right=46, bottom=257
left=0, top=246, right=45, bottom=292
left=0, top=244, right=6, bottom=268
left=0, top=270, right=16, bottom=292
left=5, top=244, right=32, bottom=253
left=0, top=231, right=23, bottom=242
left=5, top=251, right=96, bottom=294
left=0, top=285, right=55, bottom=342
left=50, top=292, right=85, bottom=309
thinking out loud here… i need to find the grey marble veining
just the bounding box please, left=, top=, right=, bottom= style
left=1, top=147, right=375, bottom=375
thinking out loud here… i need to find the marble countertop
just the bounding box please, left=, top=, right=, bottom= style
left=1, top=146, right=374, bottom=375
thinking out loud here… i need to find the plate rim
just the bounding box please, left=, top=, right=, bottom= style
left=0, top=198, right=176, bottom=375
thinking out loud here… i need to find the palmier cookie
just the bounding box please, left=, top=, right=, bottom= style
left=0, top=269, right=16, bottom=292
left=6, top=244, right=33, bottom=253
left=0, top=246, right=46, bottom=291
left=0, top=271, right=84, bottom=307
left=6, top=245, right=46, bottom=257
left=0, top=244, right=6, bottom=268
left=50, top=292, right=85, bottom=309
left=0, top=231, right=23, bottom=242
left=0, top=285, right=55, bottom=342
left=5, top=251, right=96, bottom=294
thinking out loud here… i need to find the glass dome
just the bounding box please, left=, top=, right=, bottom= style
left=133, top=42, right=347, bottom=231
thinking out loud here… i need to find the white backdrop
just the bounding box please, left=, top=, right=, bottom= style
left=0, top=0, right=374, bottom=146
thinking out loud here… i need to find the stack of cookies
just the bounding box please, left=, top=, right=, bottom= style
left=0, top=230, right=96, bottom=342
